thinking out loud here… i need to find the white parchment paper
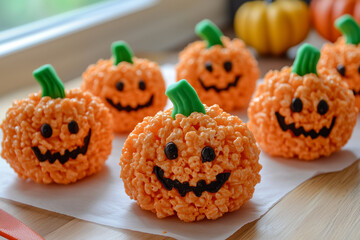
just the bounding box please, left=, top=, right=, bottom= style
left=0, top=65, right=359, bottom=240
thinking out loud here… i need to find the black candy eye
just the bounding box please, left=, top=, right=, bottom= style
left=358, top=66, right=360, bottom=74
left=139, top=80, right=146, bottom=91
left=317, top=100, right=329, bottom=115
left=291, top=98, right=303, bottom=113
left=201, top=146, right=216, bottom=163
left=164, top=142, right=178, bottom=160
left=205, top=61, right=213, bottom=72
left=116, top=81, right=124, bottom=91
left=68, top=120, right=79, bottom=134
left=223, top=61, right=232, bottom=72
left=41, top=123, right=52, bottom=138
left=337, top=65, right=346, bottom=77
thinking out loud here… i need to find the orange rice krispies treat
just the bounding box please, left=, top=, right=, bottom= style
left=176, top=19, right=259, bottom=111
left=82, top=41, right=167, bottom=133
left=1, top=65, right=113, bottom=184
left=120, top=80, right=261, bottom=222
left=318, top=15, right=360, bottom=109
left=248, top=44, right=357, bottom=160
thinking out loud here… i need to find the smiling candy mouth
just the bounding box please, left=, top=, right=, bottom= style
left=106, top=95, right=154, bottom=112
left=275, top=112, right=336, bottom=139
left=32, top=129, right=91, bottom=164
left=153, top=165, right=230, bottom=197
left=198, top=75, right=241, bottom=93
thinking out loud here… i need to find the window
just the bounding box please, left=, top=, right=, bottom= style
left=0, top=0, right=228, bottom=96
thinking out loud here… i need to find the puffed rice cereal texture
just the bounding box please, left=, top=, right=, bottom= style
left=176, top=37, right=259, bottom=111
left=248, top=67, right=357, bottom=160
left=318, top=37, right=360, bottom=109
left=82, top=57, right=167, bottom=133
left=120, top=104, right=261, bottom=222
left=1, top=89, right=113, bottom=184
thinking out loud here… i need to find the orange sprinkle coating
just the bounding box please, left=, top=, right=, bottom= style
left=318, top=37, right=360, bottom=109
left=82, top=57, right=167, bottom=133
left=176, top=37, right=260, bottom=111
left=248, top=67, right=357, bottom=160
left=1, top=89, right=113, bottom=184
left=120, top=105, right=261, bottom=222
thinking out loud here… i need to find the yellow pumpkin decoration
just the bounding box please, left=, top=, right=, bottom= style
left=234, top=0, right=310, bottom=55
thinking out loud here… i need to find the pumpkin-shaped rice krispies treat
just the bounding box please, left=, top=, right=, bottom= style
left=120, top=79, right=261, bottom=222
left=318, top=15, right=360, bottom=109
left=82, top=41, right=167, bottom=133
left=248, top=44, right=357, bottom=161
left=1, top=65, right=113, bottom=184
left=176, top=19, right=260, bottom=111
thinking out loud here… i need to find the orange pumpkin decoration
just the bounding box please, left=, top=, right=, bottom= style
left=1, top=65, right=113, bottom=184
left=248, top=44, right=357, bottom=160
left=82, top=41, right=167, bottom=133
left=176, top=19, right=260, bottom=111
left=310, top=0, right=360, bottom=42
left=318, top=15, right=360, bottom=109
left=120, top=80, right=261, bottom=222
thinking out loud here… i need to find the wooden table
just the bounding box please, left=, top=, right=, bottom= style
left=0, top=54, right=359, bottom=240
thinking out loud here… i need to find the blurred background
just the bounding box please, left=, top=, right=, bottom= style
left=0, top=0, right=355, bottom=96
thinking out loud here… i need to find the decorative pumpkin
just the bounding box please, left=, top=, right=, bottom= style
left=310, top=0, right=360, bottom=42
left=318, top=15, right=360, bottom=109
left=81, top=41, right=167, bottom=133
left=1, top=65, right=113, bottom=184
left=234, top=0, right=310, bottom=55
left=176, top=19, right=260, bottom=111
left=248, top=44, right=357, bottom=160
left=120, top=80, right=261, bottom=222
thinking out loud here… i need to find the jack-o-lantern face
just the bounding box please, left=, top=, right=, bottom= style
left=31, top=115, right=92, bottom=165
left=1, top=65, right=113, bottom=184
left=248, top=44, right=357, bottom=160
left=120, top=80, right=261, bottom=222
left=176, top=20, right=259, bottom=111
left=82, top=41, right=167, bottom=133
left=197, top=49, right=242, bottom=93
left=318, top=15, right=360, bottom=109
left=153, top=142, right=231, bottom=198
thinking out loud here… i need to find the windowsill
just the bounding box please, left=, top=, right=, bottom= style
left=0, top=0, right=158, bottom=57
left=0, top=0, right=228, bottom=96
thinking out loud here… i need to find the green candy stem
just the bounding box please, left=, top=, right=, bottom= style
left=112, top=41, right=134, bottom=65
left=335, top=14, right=360, bottom=45
left=33, top=64, right=65, bottom=99
left=195, top=19, right=224, bottom=48
left=292, top=43, right=320, bottom=77
left=165, top=79, right=206, bottom=119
